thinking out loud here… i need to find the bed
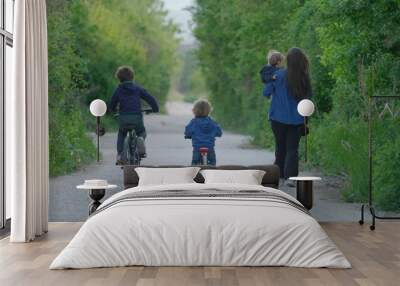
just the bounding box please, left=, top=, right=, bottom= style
left=50, top=165, right=350, bottom=269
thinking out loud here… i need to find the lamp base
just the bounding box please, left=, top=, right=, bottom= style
left=88, top=189, right=105, bottom=215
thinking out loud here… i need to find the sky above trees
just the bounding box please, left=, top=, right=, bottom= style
left=163, top=0, right=195, bottom=45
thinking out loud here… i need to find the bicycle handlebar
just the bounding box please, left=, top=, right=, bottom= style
left=142, top=108, right=154, bottom=115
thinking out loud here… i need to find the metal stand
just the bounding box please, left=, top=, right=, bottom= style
left=359, top=95, right=400, bottom=230
left=88, top=189, right=105, bottom=215
left=304, top=117, right=308, bottom=162
left=96, top=116, right=100, bottom=162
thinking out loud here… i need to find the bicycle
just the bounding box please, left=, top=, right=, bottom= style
left=185, top=136, right=211, bottom=166
left=116, top=109, right=153, bottom=166
left=198, top=147, right=209, bottom=165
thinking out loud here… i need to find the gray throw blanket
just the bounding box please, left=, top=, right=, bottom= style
left=91, top=188, right=309, bottom=217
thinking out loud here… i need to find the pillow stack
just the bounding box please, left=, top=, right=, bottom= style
left=135, top=167, right=200, bottom=186
left=135, top=167, right=266, bottom=186
left=200, top=169, right=266, bottom=185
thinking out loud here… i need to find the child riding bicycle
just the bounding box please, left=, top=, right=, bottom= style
left=184, top=99, right=222, bottom=166
left=109, top=66, right=159, bottom=165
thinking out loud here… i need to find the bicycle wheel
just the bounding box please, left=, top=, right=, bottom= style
left=130, top=138, right=141, bottom=165
left=127, top=135, right=134, bottom=165
left=121, top=135, right=130, bottom=164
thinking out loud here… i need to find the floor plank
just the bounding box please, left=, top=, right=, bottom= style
left=0, top=222, right=399, bottom=286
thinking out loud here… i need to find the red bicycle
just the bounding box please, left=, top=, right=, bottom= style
left=199, top=147, right=209, bottom=165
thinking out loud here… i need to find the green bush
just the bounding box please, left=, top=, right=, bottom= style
left=71, top=0, right=178, bottom=108
left=49, top=110, right=96, bottom=176
left=47, top=0, right=96, bottom=176
left=47, top=0, right=178, bottom=176
left=372, top=118, right=400, bottom=211
left=193, top=0, right=400, bottom=211
left=309, top=116, right=368, bottom=202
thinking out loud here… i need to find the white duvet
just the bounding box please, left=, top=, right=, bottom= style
left=50, top=183, right=351, bottom=269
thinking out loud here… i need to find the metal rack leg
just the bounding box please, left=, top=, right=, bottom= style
left=359, top=204, right=375, bottom=230
left=359, top=204, right=365, bottom=225
left=359, top=203, right=400, bottom=231
left=369, top=206, right=376, bottom=231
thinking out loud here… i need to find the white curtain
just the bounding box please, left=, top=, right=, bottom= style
left=9, top=0, right=49, bottom=242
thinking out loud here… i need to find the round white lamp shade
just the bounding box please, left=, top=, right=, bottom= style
left=90, top=99, right=107, bottom=117
left=297, top=99, right=315, bottom=117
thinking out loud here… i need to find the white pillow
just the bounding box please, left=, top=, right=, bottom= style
left=200, top=169, right=266, bottom=185
left=136, top=167, right=201, bottom=186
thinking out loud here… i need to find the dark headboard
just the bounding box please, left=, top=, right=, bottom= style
left=123, top=165, right=280, bottom=189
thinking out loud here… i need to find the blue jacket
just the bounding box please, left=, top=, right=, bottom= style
left=185, top=117, right=222, bottom=150
left=109, top=81, right=159, bottom=114
left=263, top=69, right=304, bottom=125
left=260, top=64, right=281, bottom=84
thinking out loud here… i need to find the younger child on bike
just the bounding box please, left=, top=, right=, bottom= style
left=109, top=66, right=159, bottom=165
left=184, top=99, right=222, bottom=166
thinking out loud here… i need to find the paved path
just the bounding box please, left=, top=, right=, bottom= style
left=50, top=102, right=364, bottom=222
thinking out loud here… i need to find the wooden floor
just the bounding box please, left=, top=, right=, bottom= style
left=0, top=222, right=399, bottom=286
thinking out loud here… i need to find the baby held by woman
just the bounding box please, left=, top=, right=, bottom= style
left=259, top=50, right=285, bottom=84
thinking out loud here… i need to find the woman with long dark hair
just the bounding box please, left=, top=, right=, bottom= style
left=263, top=47, right=312, bottom=184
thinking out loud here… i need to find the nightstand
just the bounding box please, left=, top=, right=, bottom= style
left=289, top=176, right=321, bottom=210
left=77, top=180, right=117, bottom=215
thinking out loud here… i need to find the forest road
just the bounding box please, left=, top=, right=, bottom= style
left=50, top=101, right=363, bottom=222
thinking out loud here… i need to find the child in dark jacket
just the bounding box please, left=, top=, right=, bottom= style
left=109, top=66, right=159, bottom=164
left=259, top=50, right=285, bottom=84
left=184, top=99, right=222, bottom=166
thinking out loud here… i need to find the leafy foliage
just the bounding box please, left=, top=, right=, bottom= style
left=47, top=0, right=177, bottom=176
left=47, top=0, right=96, bottom=176
left=177, top=49, right=208, bottom=102
left=71, top=0, right=178, bottom=107
left=193, top=0, right=400, bottom=211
